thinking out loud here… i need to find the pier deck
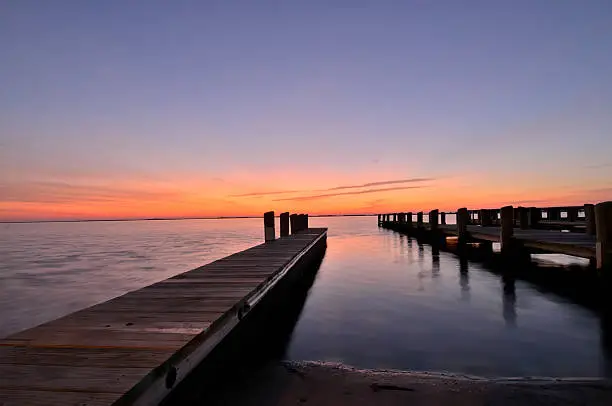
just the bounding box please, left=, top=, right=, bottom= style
left=0, top=228, right=327, bottom=406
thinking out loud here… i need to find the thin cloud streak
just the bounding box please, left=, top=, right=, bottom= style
left=229, top=190, right=302, bottom=197
left=230, top=177, right=434, bottom=198
left=273, top=186, right=427, bottom=202
left=326, top=178, right=434, bottom=191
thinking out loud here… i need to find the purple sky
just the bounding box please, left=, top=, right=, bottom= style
left=1, top=1, right=612, bottom=220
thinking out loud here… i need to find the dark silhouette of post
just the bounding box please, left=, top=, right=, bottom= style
left=280, top=212, right=289, bottom=237
left=529, top=207, right=541, bottom=228
left=304, top=214, right=309, bottom=230
left=457, top=207, right=469, bottom=243
left=596, top=202, right=612, bottom=270
left=500, top=205, right=514, bottom=254
left=586, top=204, right=596, bottom=235
left=429, top=209, right=439, bottom=231
left=480, top=209, right=491, bottom=227
left=290, top=214, right=298, bottom=234
left=518, top=207, right=529, bottom=229
left=416, top=212, right=423, bottom=228
left=264, top=211, right=275, bottom=242
left=406, top=212, right=413, bottom=229
left=440, top=212, right=446, bottom=225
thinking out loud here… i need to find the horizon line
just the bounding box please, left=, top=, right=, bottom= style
left=0, top=213, right=377, bottom=224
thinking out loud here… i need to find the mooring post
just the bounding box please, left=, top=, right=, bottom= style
left=290, top=214, right=298, bottom=234
left=585, top=204, right=596, bottom=235
left=518, top=207, right=529, bottom=229
left=595, top=202, right=612, bottom=270
left=416, top=212, right=424, bottom=228
left=264, top=211, right=275, bottom=242
left=457, top=208, right=469, bottom=243
left=480, top=209, right=491, bottom=227
left=304, top=214, right=309, bottom=230
left=406, top=212, right=413, bottom=229
left=500, top=205, right=514, bottom=254
left=429, top=209, right=439, bottom=231
left=440, top=212, right=446, bottom=225
left=529, top=207, right=541, bottom=228
left=280, top=212, right=289, bottom=237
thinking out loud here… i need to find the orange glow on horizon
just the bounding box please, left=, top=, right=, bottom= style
left=2, top=170, right=611, bottom=221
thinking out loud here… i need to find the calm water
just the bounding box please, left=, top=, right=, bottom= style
left=1, top=217, right=609, bottom=377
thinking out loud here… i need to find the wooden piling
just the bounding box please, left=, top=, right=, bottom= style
left=500, top=205, right=514, bottom=253
left=264, top=211, right=275, bottom=242
left=406, top=212, right=413, bottom=228
left=518, top=207, right=529, bottom=230
left=416, top=212, right=424, bottom=228
left=290, top=214, right=298, bottom=234
left=586, top=204, right=596, bottom=236
left=440, top=212, right=446, bottom=225
left=480, top=209, right=491, bottom=227
left=529, top=207, right=541, bottom=228
left=429, top=209, right=439, bottom=231
left=595, top=202, right=612, bottom=270
left=280, top=212, right=290, bottom=237
left=457, top=208, right=469, bottom=243
left=304, top=214, right=309, bottom=229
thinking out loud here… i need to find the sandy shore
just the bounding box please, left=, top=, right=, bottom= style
left=180, top=361, right=612, bottom=405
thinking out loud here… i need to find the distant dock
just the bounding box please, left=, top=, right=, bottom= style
left=378, top=202, right=612, bottom=270
left=0, top=212, right=326, bottom=406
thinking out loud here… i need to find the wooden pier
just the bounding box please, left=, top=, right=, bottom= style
left=378, top=201, right=612, bottom=270
left=0, top=213, right=327, bottom=406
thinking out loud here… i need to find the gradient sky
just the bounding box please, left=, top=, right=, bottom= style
left=2, top=1, right=612, bottom=221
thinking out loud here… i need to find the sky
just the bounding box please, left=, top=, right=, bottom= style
left=1, top=1, right=612, bottom=221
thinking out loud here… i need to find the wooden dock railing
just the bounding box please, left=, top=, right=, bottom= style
left=378, top=201, right=612, bottom=270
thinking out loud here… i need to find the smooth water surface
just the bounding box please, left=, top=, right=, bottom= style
left=1, top=216, right=610, bottom=378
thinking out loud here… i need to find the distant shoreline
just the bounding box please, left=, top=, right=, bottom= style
left=0, top=213, right=375, bottom=225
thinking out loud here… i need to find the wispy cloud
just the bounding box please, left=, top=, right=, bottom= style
left=273, top=185, right=427, bottom=201
left=1, top=181, right=182, bottom=204
left=326, top=178, right=433, bottom=191
left=229, top=190, right=303, bottom=197
left=230, top=177, right=433, bottom=198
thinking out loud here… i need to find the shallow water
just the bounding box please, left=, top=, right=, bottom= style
left=1, top=216, right=609, bottom=378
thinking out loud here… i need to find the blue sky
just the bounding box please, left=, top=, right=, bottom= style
left=1, top=1, right=611, bottom=220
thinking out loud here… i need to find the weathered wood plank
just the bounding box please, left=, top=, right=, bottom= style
left=0, top=388, right=118, bottom=406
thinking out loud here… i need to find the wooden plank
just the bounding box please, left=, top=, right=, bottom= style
left=0, top=388, right=118, bottom=406
left=0, top=346, right=173, bottom=368
left=0, top=364, right=151, bottom=393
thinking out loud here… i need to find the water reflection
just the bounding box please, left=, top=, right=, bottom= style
left=502, top=275, right=517, bottom=328
left=459, top=257, right=470, bottom=301
left=289, top=217, right=612, bottom=378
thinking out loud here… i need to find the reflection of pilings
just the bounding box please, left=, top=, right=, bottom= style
left=502, top=274, right=517, bottom=327
left=432, top=244, right=440, bottom=278
left=459, top=257, right=470, bottom=301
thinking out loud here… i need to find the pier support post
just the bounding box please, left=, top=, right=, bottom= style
left=457, top=208, right=469, bottom=243
left=500, top=206, right=514, bottom=254
left=304, top=214, right=309, bottom=230
left=429, top=209, right=439, bottom=231
left=480, top=209, right=491, bottom=227
left=406, top=212, right=413, bottom=229
left=290, top=214, right=298, bottom=234
left=416, top=212, right=424, bottom=228
left=529, top=207, right=541, bottom=228
left=264, top=211, right=275, bottom=242
left=280, top=212, right=289, bottom=237
left=440, top=212, right=446, bottom=225
left=596, top=202, right=612, bottom=270
left=586, top=204, right=596, bottom=236
left=518, top=207, right=529, bottom=230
